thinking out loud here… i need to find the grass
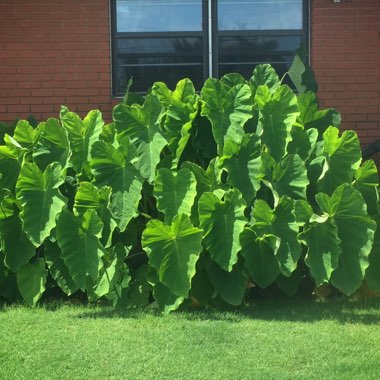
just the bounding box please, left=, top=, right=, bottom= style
left=1, top=297, right=380, bottom=380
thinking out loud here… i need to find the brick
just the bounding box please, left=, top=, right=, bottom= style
left=65, top=81, right=89, bottom=89
left=41, top=81, right=65, bottom=89
left=0, top=81, right=18, bottom=90
left=0, top=98, right=20, bottom=105
left=42, top=67, right=64, bottom=75
left=0, top=0, right=378, bottom=141
left=31, top=105, right=54, bottom=113
left=8, top=105, right=31, bottom=113
left=89, top=96, right=112, bottom=104
left=358, top=106, right=380, bottom=115
left=368, top=114, right=380, bottom=122
left=20, top=97, right=43, bottom=105
left=31, top=89, right=55, bottom=97
left=18, top=82, right=41, bottom=89
left=54, top=89, right=78, bottom=97
left=43, top=97, right=66, bottom=105
left=17, top=66, right=41, bottom=74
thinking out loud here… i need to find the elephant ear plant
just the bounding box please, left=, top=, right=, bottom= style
left=1, top=56, right=379, bottom=312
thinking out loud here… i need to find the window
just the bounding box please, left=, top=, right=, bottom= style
left=111, top=0, right=309, bottom=95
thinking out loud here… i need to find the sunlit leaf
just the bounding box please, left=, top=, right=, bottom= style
left=199, top=189, right=247, bottom=272
left=17, top=258, right=47, bottom=306
left=16, top=162, right=66, bottom=247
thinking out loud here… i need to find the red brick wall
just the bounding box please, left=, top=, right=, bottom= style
left=0, top=0, right=379, bottom=145
left=311, top=0, right=380, bottom=145
left=0, top=0, right=113, bottom=123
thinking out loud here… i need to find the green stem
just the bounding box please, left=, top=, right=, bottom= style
left=139, top=212, right=152, bottom=220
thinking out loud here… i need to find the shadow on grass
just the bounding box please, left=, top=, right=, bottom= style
left=2, top=292, right=379, bottom=325
left=66, top=296, right=380, bottom=325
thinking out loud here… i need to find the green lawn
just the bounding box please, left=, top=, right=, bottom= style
left=1, top=298, right=380, bottom=380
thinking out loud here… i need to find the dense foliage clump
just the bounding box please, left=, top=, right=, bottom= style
left=1, top=58, right=379, bottom=312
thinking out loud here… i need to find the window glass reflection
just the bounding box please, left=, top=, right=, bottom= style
left=116, top=37, right=204, bottom=92
left=218, top=0, right=303, bottom=30
left=116, top=0, right=203, bottom=32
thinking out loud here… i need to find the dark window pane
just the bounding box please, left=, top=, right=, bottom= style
left=218, top=35, right=302, bottom=63
left=218, top=0, right=303, bottom=31
left=115, top=36, right=204, bottom=94
left=117, top=65, right=204, bottom=94
left=117, top=37, right=203, bottom=65
left=116, top=0, right=202, bottom=32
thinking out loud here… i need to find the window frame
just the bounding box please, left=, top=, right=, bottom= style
left=111, top=0, right=309, bottom=96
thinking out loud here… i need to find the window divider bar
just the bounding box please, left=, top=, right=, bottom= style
left=208, top=0, right=213, bottom=78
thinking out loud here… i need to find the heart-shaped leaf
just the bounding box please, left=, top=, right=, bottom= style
left=16, top=258, right=47, bottom=306
left=16, top=162, right=66, bottom=247
left=154, top=167, right=197, bottom=223
left=56, top=209, right=105, bottom=290
left=113, top=94, right=167, bottom=182
left=199, top=189, right=247, bottom=272
left=142, top=214, right=203, bottom=298
left=201, top=78, right=253, bottom=155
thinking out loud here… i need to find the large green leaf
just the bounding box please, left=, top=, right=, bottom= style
left=220, top=73, right=246, bottom=91
left=251, top=196, right=301, bottom=276
left=86, top=245, right=129, bottom=302
left=12, top=120, right=40, bottom=148
left=113, top=94, right=167, bottom=182
left=0, top=143, right=24, bottom=191
left=198, top=189, right=247, bottom=272
left=317, top=127, right=361, bottom=195
left=101, top=244, right=131, bottom=306
left=287, top=51, right=318, bottom=94
left=189, top=257, right=214, bottom=306
left=153, top=77, right=197, bottom=106
left=205, top=257, right=247, bottom=306
left=316, top=184, right=376, bottom=295
left=90, top=139, right=143, bottom=232
left=0, top=213, right=35, bottom=272
left=60, top=106, right=104, bottom=172
left=118, top=263, right=150, bottom=308
left=255, top=85, right=299, bottom=161
left=33, top=118, right=70, bottom=171
left=181, top=161, right=216, bottom=225
left=16, top=162, right=66, bottom=247
left=152, top=79, right=199, bottom=168
left=287, top=126, right=318, bottom=161
left=142, top=214, right=203, bottom=298
left=154, top=167, right=197, bottom=223
left=250, top=64, right=280, bottom=96
left=365, top=214, right=380, bottom=291
left=56, top=209, right=105, bottom=290
left=240, top=228, right=280, bottom=288
left=44, top=240, right=79, bottom=296
left=297, top=91, right=341, bottom=132
left=16, top=258, right=47, bottom=306
left=201, top=78, right=253, bottom=155
left=299, top=219, right=342, bottom=286
left=0, top=189, right=19, bottom=220
left=261, top=152, right=309, bottom=202
left=152, top=281, right=185, bottom=314
left=272, top=154, right=309, bottom=200
left=219, top=133, right=262, bottom=204
left=74, top=182, right=117, bottom=247
left=191, top=113, right=217, bottom=160
left=353, top=160, right=379, bottom=216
